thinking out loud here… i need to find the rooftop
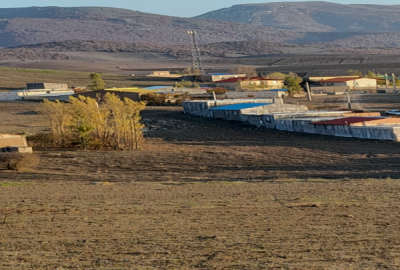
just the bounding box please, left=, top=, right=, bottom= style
left=216, top=77, right=284, bottom=83
left=319, top=77, right=376, bottom=83
left=313, top=117, right=381, bottom=126
left=211, top=103, right=271, bottom=111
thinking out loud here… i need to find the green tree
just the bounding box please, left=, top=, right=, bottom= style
left=265, top=72, right=287, bottom=80
left=284, top=74, right=303, bottom=96
left=89, top=73, right=105, bottom=90
left=347, top=69, right=363, bottom=77
left=366, top=71, right=377, bottom=78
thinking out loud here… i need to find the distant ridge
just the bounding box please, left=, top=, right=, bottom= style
left=196, top=1, right=400, bottom=33
left=0, top=3, right=399, bottom=56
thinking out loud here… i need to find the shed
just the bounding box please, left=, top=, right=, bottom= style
left=319, top=77, right=377, bottom=90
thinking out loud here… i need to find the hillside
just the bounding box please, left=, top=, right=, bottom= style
left=0, top=4, right=398, bottom=68
left=0, top=6, right=299, bottom=48
left=196, top=2, right=400, bottom=33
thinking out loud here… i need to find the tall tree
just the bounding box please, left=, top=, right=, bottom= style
left=89, top=73, right=105, bottom=90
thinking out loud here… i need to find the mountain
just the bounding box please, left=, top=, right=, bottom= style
left=0, top=6, right=299, bottom=48
left=196, top=1, right=400, bottom=33
left=0, top=3, right=399, bottom=63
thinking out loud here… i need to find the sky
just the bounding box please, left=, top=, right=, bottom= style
left=0, top=0, right=398, bottom=17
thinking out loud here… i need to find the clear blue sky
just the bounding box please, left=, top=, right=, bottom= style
left=1, top=1, right=398, bottom=17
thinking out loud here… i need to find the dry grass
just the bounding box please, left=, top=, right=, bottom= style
left=41, top=94, right=146, bottom=150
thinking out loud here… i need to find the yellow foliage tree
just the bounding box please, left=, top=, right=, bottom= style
left=42, top=93, right=146, bottom=150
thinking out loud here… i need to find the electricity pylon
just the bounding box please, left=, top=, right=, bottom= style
left=187, top=30, right=203, bottom=74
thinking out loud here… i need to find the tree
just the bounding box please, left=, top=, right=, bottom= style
left=89, top=73, right=105, bottom=90
left=347, top=69, right=363, bottom=77
left=366, top=70, right=377, bottom=78
left=284, top=74, right=303, bottom=96
left=264, top=72, right=286, bottom=80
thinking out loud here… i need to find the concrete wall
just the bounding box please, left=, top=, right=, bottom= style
left=183, top=98, right=400, bottom=142
left=0, top=92, right=19, bottom=101
left=274, top=118, right=400, bottom=141
left=183, top=99, right=273, bottom=117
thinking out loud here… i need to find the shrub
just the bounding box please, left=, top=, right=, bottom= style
left=141, top=93, right=168, bottom=106
left=284, top=75, right=303, bottom=96
left=88, top=73, right=105, bottom=90
left=0, top=153, right=40, bottom=172
left=42, top=93, right=146, bottom=150
left=175, top=80, right=199, bottom=88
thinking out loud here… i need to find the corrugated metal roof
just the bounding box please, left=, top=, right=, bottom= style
left=216, top=77, right=284, bottom=83
left=319, top=77, right=368, bottom=83
left=210, top=73, right=234, bottom=76
left=313, top=117, right=381, bottom=126
left=211, top=103, right=270, bottom=111
left=269, top=89, right=288, bottom=92
left=144, top=86, right=171, bottom=90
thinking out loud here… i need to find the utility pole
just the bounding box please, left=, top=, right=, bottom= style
left=385, top=73, right=389, bottom=89
left=187, top=30, right=203, bottom=74
left=346, top=91, right=352, bottom=111
left=305, top=81, right=312, bottom=102
left=393, top=73, right=397, bottom=90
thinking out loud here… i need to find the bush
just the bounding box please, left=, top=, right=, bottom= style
left=141, top=93, right=168, bottom=106
left=284, top=75, right=303, bottom=96
left=175, top=81, right=199, bottom=88
left=42, top=93, right=146, bottom=150
left=88, top=73, right=106, bottom=90
left=0, top=153, right=40, bottom=172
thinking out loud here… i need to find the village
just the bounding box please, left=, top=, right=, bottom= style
left=1, top=67, right=400, bottom=155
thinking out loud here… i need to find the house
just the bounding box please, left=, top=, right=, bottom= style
left=146, top=71, right=182, bottom=78
left=308, top=76, right=359, bottom=83
left=215, top=77, right=285, bottom=91
left=319, top=77, right=377, bottom=90
left=209, top=73, right=247, bottom=82
left=27, top=83, right=69, bottom=91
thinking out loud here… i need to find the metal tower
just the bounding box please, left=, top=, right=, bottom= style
left=187, top=30, right=203, bottom=74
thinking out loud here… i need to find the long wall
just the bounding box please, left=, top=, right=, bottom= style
left=241, top=114, right=400, bottom=141
left=183, top=100, right=400, bottom=142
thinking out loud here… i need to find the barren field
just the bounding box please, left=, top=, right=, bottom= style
left=1, top=102, right=400, bottom=269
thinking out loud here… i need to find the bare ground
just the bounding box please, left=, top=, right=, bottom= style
left=1, top=102, right=400, bottom=269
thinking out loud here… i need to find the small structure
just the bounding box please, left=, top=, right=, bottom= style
left=208, top=73, right=247, bottom=82
left=146, top=71, right=182, bottom=78
left=27, top=83, right=69, bottom=91
left=318, top=77, right=377, bottom=90
left=215, top=77, right=284, bottom=91
left=0, top=82, right=74, bottom=102
left=0, top=134, right=32, bottom=153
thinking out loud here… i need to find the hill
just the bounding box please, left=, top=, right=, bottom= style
left=0, top=6, right=299, bottom=48
left=196, top=1, right=400, bottom=33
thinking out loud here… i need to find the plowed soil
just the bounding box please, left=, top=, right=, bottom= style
left=1, top=102, right=400, bottom=269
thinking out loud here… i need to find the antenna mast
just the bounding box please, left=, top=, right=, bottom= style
left=187, top=30, right=203, bottom=74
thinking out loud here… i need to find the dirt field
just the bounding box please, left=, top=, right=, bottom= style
left=1, top=101, right=400, bottom=269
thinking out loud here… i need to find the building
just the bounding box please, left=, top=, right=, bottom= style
left=308, top=76, right=359, bottom=83
left=215, top=77, right=285, bottom=91
left=146, top=71, right=182, bottom=78
left=0, top=82, right=74, bottom=101
left=209, top=73, right=247, bottom=82
left=27, top=83, right=69, bottom=91
left=317, top=77, right=377, bottom=90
